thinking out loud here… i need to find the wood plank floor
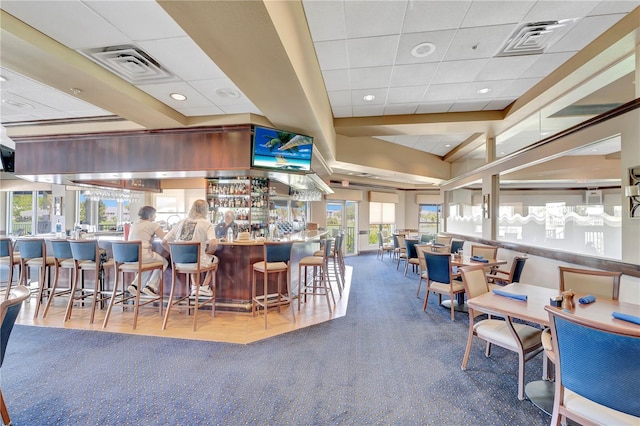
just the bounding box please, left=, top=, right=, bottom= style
left=9, top=267, right=350, bottom=345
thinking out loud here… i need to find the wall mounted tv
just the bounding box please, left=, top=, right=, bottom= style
left=251, top=125, right=313, bottom=172
left=0, top=145, right=15, bottom=173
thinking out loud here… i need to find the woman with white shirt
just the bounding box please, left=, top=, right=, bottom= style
left=127, top=205, right=168, bottom=296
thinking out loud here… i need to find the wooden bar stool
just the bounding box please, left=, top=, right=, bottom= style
left=252, top=241, right=295, bottom=329
left=0, top=238, right=20, bottom=300
left=17, top=238, right=55, bottom=319
left=163, top=242, right=218, bottom=331
left=42, top=239, right=76, bottom=319
left=298, top=238, right=335, bottom=313
left=313, top=233, right=344, bottom=296
left=66, top=240, right=113, bottom=323
left=103, top=241, right=164, bottom=330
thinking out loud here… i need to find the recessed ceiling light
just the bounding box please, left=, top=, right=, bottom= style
left=445, top=144, right=451, bottom=148
left=591, top=148, right=598, bottom=152
left=2, top=99, right=34, bottom=109
left=500, top=151, right=506, bottom=155
left=0, top=76, right=6, bottom=82
left=214, top=88, right=240, bottom=99
left=363, top=94, right=375, bottom=102
left=170, top=93, right=187, bottom=101
left=477, top=87, right=491, bottom=94
left=70, top=88, right=82, bottom=95
left=411, top=42, right=436, bottom=58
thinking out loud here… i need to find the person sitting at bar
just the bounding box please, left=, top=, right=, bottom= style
left=215, top=210, right=238, bottom=240
left=163, top=199, right=218, bottom=297
left=127, top=205, right=168, bottom=296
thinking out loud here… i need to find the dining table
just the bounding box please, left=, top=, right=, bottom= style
left=467, top=282, right=640, bottom=414
left=442, top=254, right=508, bottom=312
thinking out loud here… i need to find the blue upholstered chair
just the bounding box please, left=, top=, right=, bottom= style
left=1, top=285, right=30, bottom=426
left=487, top=255, right=528, bottom=287
left=403, top=239, right=420, bottom=276
left=545, top=306, right=640, bottom=425
left=252, top=241, right=295, bottom=329
left=17, top=238, right=55, bottom=319
left=450, top=240, right=464, bottom=255
left=422, top=251, right=464, bottom=321
left=103, top=241, right=164, bottom=330
left=42, top=239, right=76, bottom=319
left=163, top=242, right=218, bottom=331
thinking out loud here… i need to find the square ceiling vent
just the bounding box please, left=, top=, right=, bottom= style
left=497, top=19, right=579, bottom=57
left=81, top=45, right=177, bottom=85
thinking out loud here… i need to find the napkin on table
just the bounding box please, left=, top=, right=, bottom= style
left=612, top=311, right=640, bottom=325
left=492, top=288, right=528, bottom=301
left=471, top=256, right=489, bottom=263
left=578, top=294, right=596, bottom=304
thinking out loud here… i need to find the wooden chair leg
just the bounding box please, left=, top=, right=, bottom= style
left=1, top=388, right=11, bottom=426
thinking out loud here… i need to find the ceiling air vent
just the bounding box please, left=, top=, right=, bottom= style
left=497, top=19, right=578, bottom=57
left=81, top=45, right=176, bottom=85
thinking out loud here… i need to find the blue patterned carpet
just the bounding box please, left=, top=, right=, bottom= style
left=3, top=253, right=549, bottom=425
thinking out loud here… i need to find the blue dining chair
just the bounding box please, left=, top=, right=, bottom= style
left=42, top=239, right=76, bottom=319
left=546, top=305, right=640, bottom=425
left=1, top=285, right=30, bottom=426
left=422, top=251, right=464, bottom=321
left=17, top=238, right=55, bottom=319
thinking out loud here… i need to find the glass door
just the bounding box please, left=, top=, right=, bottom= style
left=326, top=200, right=358, bottom=255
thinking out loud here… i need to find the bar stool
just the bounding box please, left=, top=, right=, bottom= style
left=252, top=241, right=295, bottom=329
left=163, top=242, right=218, bottom=331
left=298, top=238, right=335, bottom=313
left=0, top=238, right=20, bottom=300
left=66, top=240, right=113, bottom=323
left=103, top=241, right=164, bottom=330
left=313, top=232, right=344, bottom=296
left=17, top=238, right=55, bottom=319
left=42, top=239, right=76, bottom=318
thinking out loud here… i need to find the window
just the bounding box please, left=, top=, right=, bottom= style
left=78, top=192, right=131, bottom=231
left=369, top=202, right=395, bottom=245
left=8, top=190, right=52, bottom=236
left=418, top=204, right=441, bottom=239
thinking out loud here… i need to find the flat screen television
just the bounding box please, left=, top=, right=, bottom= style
left=251, top=125, right=313, bottom=172
left=0, top=145, right=15, bottom=173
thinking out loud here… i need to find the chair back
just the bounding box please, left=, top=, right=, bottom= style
left=424, top=252, right=452, bottom=284
left=169, top=242, right=200, bottom=265
left=0, top=238, right=13, bottom=258
left=377, top=232, right=384, bottom=248
left=392, top=234, right=400, bottom=249
left=510, top=255, right=528, bottom=283
left=397, top=234, right=406, bottom=249
left=420, top=234, right=431, bottom=243
left=559, top=266, right=621, bottom=300
left=334, top=233, right=343, bottom=254
left=112, top=241, right=142, bottom=263
left=435, top=235, right=452, bottom=246
left=546, top=306, right=640, bottom=418
left=264, top=241, right=294, bottom=263
left=51, top=239, right=73, bottom=260
left=69, top=240, right=98, bottom=262
left=405, top=239, right=418, bottom=259
left=17, top=239, right=45, bottom=259
left=459, top=264, right=490, bottom=300
left=450, top=240, right=464, bottom=254
left=1, top=285, right=30, bottom=367
left=470, top=244, right=498, bottom=260
left=323, top=238, right=334, bottom=259
left=415, top=245, right=427, bottom=272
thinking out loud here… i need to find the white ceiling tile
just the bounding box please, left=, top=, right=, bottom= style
left=416, top=102, right=454, bottom=114
left=519, top=52, right=575, bottom=79
left=384, top=104, right=419, bottom=115
left=189, top=79, right=255, bottom=107
left=219, top=103, right=262, bottom=115
left=328, top=90, right=352, bottom=107
left=402, top=1, right=471, bottom=33
left=430, top=59, right=488, bottom=85
left=137, top=37, right=226, bottom=81
left=331, top=106, right=353, bottom=118
left=322, top=69, right=351, bottom=91
left=349, top=67, right=392, bottom=90
left=137, top=82, right=212, bottom=108
left=462, top=80, right=513, bottom=99
left=175, top=106, right=225, bottom=116
left=395, top=30, right=457, bottom=65
left=351, top=88, right=388, bottom=106
left=389, top=63, right=438, bottom=87
left=522, top=1, right=600, bottom=23
left=484, top=98, right=515, bottom=110
left=347, top=36, right=399, bottom=68
left=314, top=40, right=349, bottom=70
left=393, top=135, right=421, bottom=146
left=352, top=104, right=385, bottom=117
left=443, top=24, right=516, bottom=61
left=1, top=1, right=130, bottom=50
left=475, top=56, right=540, bottom=81
left=423, top=83, right=469, bottom=102
left=461, top=1, right=536, bottom=28
left=547, top=14, right=628, bottom=53
left=589, top=1, right=640, bottom=15
left=449, top=100, right=490, bottom=112
left=344, top=1, right=406, bottom=38
left=303, top=0, right=346, bottom=42
left=498, top=78, right=542, bottom=98
left=387, top=86, right=425, bottom=104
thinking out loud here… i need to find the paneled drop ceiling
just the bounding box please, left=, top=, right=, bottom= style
left=0, top=1, right=638, bottom=189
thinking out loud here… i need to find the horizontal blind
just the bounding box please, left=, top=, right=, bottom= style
left=369, top=202, right=395, bottom=224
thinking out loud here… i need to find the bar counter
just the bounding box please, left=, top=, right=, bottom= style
left=19, top=230, right=326, bottom=313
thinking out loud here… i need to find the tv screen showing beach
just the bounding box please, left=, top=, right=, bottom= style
left=252, top=126, right=313, bottom=172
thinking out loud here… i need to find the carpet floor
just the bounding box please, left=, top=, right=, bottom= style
left=2, top=253, right=550, bottom=425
